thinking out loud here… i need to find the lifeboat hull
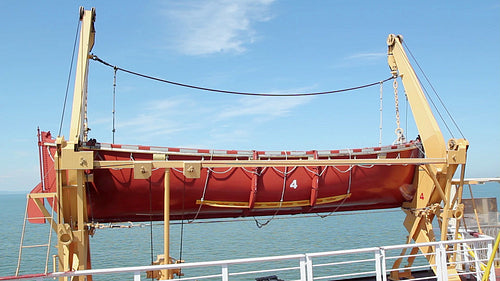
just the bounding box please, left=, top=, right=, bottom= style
left=32, top=131, right=421, bottom=222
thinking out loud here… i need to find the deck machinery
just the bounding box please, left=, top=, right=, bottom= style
left=25, top=8, right=468, bottom=281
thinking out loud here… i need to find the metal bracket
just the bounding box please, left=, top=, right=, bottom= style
left=134, top=162, right=152, bottom=179
left=183, top=161, right=201, bottom=178
left=60, top=149, right=94, bottom=170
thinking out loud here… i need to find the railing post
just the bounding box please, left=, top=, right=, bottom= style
left=305, top=255, right=314, bottom=281
left=435, top=244, right=441, bottom=281
left=134, top=271, right=141, bottom=281
left=435, top=243, right=448, bottom=281
left=299, top=256, right=307, bottom=281
left=472, top=241, right=482, bottom=280
left=222, top=264, right=229, bottom=281
left=376, top=248, right=387, bottom=281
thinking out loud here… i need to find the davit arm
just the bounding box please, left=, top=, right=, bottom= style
left=387, top=34, right=469, bottom=280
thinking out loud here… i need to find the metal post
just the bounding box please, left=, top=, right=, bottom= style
left=161, top=168, right=171, bottom=280
left=376, top=248, right=386, bottom=281
left=134, top=271, right=142, bottom=281
left=221, top=264, right=229, bottom=281
left=299, top=256, right=307, bottom=281
left=306, top=255, right=314, bottom=281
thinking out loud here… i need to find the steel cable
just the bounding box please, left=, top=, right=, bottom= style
left=91, top=55, right=394, bottom=97
left=58, top=18, right=81, bottom=137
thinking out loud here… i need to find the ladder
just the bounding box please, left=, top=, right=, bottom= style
left=15, top=192, right=57, bottom=276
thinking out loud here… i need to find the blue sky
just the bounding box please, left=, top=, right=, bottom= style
left=0, top=1, right=499, bottom=192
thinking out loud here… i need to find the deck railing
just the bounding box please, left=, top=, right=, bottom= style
left=3, top=236, right=496, bottom=281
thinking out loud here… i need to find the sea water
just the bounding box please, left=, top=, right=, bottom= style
left=0, top=182, right=498, bottom=280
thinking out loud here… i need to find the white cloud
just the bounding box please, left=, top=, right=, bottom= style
left=331, top=52, right=386, bottom=69
left=116, top=98, right=196, bottom=137
left=163, top=0, right=275, bottom=55
left=216, top=95, right=313, bottom=121
left=112, top=90, right=313, bottom=146
left=347, top=52, right=386, bottom=61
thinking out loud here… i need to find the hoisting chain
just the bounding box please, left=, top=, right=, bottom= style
left=112, top=66, right=117, bottom=144
left=393, top=79, right=405, bottom=144
left=83, top=96, right=89, bottom=142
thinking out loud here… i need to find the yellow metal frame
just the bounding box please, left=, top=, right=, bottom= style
left=44, top=9, right=469, bottom=280
left=51, top=7, right=96, bottom=281
left=387, top=34, right=468, bottom=280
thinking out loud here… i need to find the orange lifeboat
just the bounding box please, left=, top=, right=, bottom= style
left=30, top=131, right=421, bottom=223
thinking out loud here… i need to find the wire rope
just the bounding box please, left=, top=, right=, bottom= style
left=402, top=41, right=465, bottom=138
left=91, top=55, right=394, bottom=97
left=188, top=169, right=211, bottom=223
left=95, top=208, right=402, bottom=228
left=317, top=164, right=353, bottom=219
left=253, top=165, right=288, bottom=228
left=58, top=18, right=81, bottom=137
left=253, top=152, right=290, bottom=228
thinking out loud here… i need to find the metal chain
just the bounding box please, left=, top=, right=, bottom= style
left=84, top=96, right=89, bottom=142
left=112, top=67, right=117, bottom=144
left=393, top=79, right=405, bottom=144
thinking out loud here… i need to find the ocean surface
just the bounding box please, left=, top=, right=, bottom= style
left=0, top=182, right=498, bottom=280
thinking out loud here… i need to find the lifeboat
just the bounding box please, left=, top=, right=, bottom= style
left=18, top=9, right=471, bottom=279
left=31, top=131, right=422, bottom=223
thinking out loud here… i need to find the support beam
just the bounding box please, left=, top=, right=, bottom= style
left=55, top=7, right=96, bottom=281
left=161, top=168, right=172, bottom=280
left=68, top=7, right=95, bottom=145
left=387, top=34, right=446, bottom=161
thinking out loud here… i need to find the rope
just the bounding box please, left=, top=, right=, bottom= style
left=171, top=167, right=184, bottom=174
left=91, top=55, right=395, bottom=97
left=331, top=165, right=354, bottom=173
left=317, top=164, right=353, bottom=218
left=102, top=208, right=402, bottom=227
left=402, top=41, right=464, bottom=138
left=207, top=167, right=234, bottom=174
left=254, top=165, right=288, bottom=228
left=58, top=18, right=81, bottom=137
left=47, top=146, right=55, bottom=163
left=242, top=166, right=267, bottom=176
left=188, top=169, right=211, bottom=223
left=254, top=153, right=290, bottom=228
left=272, top=166, right=298, bottom=175
left=304, top=165, right=320, bottom=176
left=317, top=149, right=354, bottom=218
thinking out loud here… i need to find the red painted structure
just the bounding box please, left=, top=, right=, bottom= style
left=29, top=131, right=422, bottom=223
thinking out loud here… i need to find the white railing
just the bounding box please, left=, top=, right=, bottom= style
left=4, top=236, right=496, bottom=281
